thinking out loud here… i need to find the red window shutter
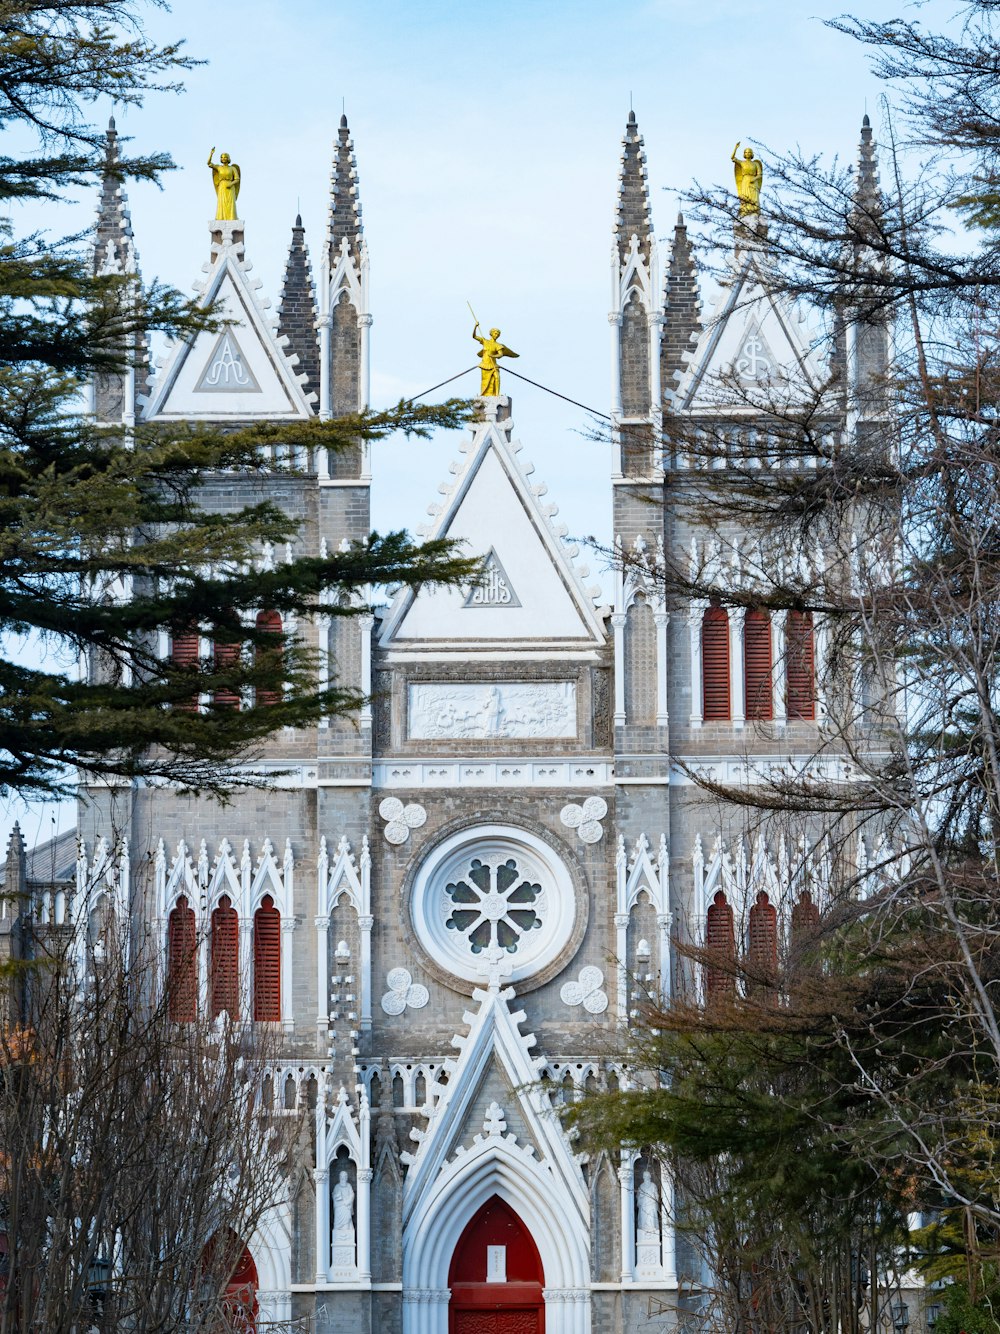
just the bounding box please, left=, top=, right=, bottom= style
left=167, top=896, right=197, bottom=1022
left=787, top=611, right=815, bottom=720
left=210, top=895, right=240, bottom=1021
left=254, top=611, right=283, bottom=709
left=791, top=889, right=820, bottom=940
left=748, top=890, right=778, bottom=1001
left=744, top=610, right=773, bottom=720
left=171, top=629, right=200, bottom=712
left=253, top=895, right=281, bottom=1022
left=213, top=634, right=241, bottom=709
left=702, top=608, right=731, bottom=721
left=705, top=890, right=735, bottom=999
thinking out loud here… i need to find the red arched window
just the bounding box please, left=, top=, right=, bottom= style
left=791, top=889, right=820, bottom=940
left=744, top=610, right=773, bottom=720
left=167, top=896, right=197, bottom=1022
left=702, top=607, right=731, bottom=721
left=210, top=895, right=240, bottom=1021
left=748, top=889, right=778, bottom=1001
left=171, top=629, right=200, bottom=712
left=212, top=632, right=241, bottom=709
left=787, top=611, right=815, bottom=720
left=253, top=895, right=281, bottom=1022
left=705, top=889, right=736, bottom=1000
left=254, top=611, right=283, bottom=708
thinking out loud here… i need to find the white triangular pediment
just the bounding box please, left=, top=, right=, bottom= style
left=401, top=986, right=587, bottom=1225
left=379, top=406, right=605, bottom=649
left=674, top=252, right=827, bottom=413
left=142, top=251, right=313, bottom=423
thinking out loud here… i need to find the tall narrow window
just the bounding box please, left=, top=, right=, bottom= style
left=171, top=629, right=200, bottom=712
left=210, top=895, right=240, bottom=1021
left=212, top=632, right=241, bottom=709
left=747, top=889, right=778, bottom=1002
left=702, top=607, right=731, bottom=721
left=254, top=611, right=283, bottom=708
left=744, top=609, right=773, bottom=720
left=787, top=611, right=815, bottom=720
left=253, top=895, right=281, bottom=1022
left=705, top=889, right=736, bottom=1000
left=167, top=896, right=197, bottom=1022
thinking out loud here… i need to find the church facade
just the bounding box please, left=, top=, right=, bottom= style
left=12, top=109, right=881, bottom=1333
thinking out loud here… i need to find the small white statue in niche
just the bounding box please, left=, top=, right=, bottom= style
left=637, top=1169, right=659, bottom=1237
left=332, top=1170, right=355, bottom=1239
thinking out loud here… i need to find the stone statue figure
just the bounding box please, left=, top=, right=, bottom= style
left=472, top=322, right=518, bottom=397
left=332, top=1170, right=355, bottom=1236
left=208, top=148, right=241, bottom=221
left=731, top=141, right=763, bottom=217
left=637, top=1169, right=659, bottom=1235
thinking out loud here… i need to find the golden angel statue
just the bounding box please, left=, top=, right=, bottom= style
left=731, top=141, right=763, bottom=217
left=208, top=148, right=241, bottom=221
left=472, top=321, right=518, bottom=397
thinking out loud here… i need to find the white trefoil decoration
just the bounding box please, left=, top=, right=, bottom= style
left=380, top=967, right=429, bottom=1015
left=560, top=965, right=609, bottom=1014
left=559, top=796, right=608, bottom=844
left=378, top=797, right=427, bottom=845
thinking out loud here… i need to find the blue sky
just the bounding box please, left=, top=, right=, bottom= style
left=3, top=0, right=916, bottom=852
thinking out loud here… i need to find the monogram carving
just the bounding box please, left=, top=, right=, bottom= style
left=407, top=682, right=576, bottom=740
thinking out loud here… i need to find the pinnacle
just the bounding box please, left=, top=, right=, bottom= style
left=294, top=212, right=303, bottom=228
left=278, top=212, right=320, bottom=407
left=863, top=112, right=870, bottom=127
left=326, top=113, right=363, bottom=265
left=340, top=112, right=348, bottom=128
left=108, top=113, right=116, bottom=132
left=615, top=107, right=652, bottom=261
left=628, top=108, right=636, bottom=125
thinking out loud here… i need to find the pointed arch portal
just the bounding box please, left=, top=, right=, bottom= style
left=448, top=1196, right=544, bottom=1334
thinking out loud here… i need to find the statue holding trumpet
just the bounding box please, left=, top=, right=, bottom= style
left=469, top=303, right=518, bottom=397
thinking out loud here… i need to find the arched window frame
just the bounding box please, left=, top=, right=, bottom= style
left=253, top=610, right=284, bottom=708
left=167, top=895, right=198, bottom=1023
left=786, top=610, right=816, bottom=720
left=253, top=894, right=281, bottom=1022
left=210, top=894, right=240, bottom=1021
left=701, top=605, right=731, bottom=722
left=743, top=608, right=773, bottom=721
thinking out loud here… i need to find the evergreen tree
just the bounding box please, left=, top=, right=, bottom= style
left=0, top=1, right=477, bottom=800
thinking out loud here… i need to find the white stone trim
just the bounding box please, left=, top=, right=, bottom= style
left=373, top=759, right=613, bottom=789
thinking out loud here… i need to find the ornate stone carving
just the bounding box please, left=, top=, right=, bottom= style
left=559, top=796, right=608, bottom=844
left=560, top=965, right=609, bottom=1014
left=380, top=967, right=429, bottom=1015
left=378, top=797, right=426, bottom=845
left=407, top=681, right=576, bottom=741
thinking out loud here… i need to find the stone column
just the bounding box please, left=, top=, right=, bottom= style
left=611, top=612, right=627, bottom=726
left=609, top=309, right=623, bottom=418
left=619, top=1154, right=635, bottom=1282
left=313, top=1166, right=329, bottom=1283
left=318, top=318, right=332, bottom=425
left=772, top=610, right=787, bottom=727
left=358, top=612, right=374, bottom=731
left=280, top=917, right=296, bottom=1034
left=543, top=1288, right=592, bottom=1334
left=315, top=915, right=330, bottom=1042
left=730, top=608, right=746, bottom=728
left=657, top=911, right=673, bottom=1005
left=238, top=916, right=252, bottom=1023
left=614, top=911, right=629, bottom=1023
left=358, top=914, right=373, bottom=1036
left=653, top=609, right=669, bottom=725
left=356, top=1166, right=373, bottom=1282
left=688, top=604, right=704, bottom=727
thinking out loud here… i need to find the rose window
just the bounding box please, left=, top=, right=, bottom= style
left=410, top=826, right=576, bottom=986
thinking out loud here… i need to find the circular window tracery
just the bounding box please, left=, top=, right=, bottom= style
left=410, top=826, right=576, bottom=986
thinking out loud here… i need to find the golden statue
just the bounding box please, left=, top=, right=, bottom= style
left=208, top=147, right=241, bottom=221
left=731, top=141, right=763, bottom=217
left=472, top=321, right=518, bottom=397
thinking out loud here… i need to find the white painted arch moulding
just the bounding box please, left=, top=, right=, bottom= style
left=401, top=1137, right=591, bottom=1334
left=404, top=821, right=587, bottom=993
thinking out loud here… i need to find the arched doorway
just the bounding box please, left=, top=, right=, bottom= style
left=448, top=1195, right=545, bottom=1333
left=223, top=1243, right=258, bottom=1332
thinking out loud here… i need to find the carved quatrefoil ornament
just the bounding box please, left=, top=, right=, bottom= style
left=560, top=964, right=609, bottom=1014
left=379, top=797, right=427, bottom=845
left=380, top=967, right=429, bottom=1015
left=559, top=796, right=608, bottom=844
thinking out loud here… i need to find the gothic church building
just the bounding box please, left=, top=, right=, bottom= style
left=8, top=110, right=882, bottom=1334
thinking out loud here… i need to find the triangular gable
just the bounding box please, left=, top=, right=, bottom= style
left=142, top=240, right=313, bottom=422
left=379, top=404, right=606, bottom=649
left=401, top=986, right=587, bottom=1225
left=674, top=250, right=827, bottom=413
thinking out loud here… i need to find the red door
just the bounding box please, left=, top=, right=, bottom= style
left=448, top=1196, right=545, bottom=1334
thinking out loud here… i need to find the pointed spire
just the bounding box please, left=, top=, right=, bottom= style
left=3, top=822, right=26, bottom=902
left=851, top=111, right=882, bottom=240
left=278, top=213, right=321, bottom=407
left=661, top=212, right=702, bottom=405
left=326, top=112, right=363, bottom=267
left=94, top=117, right=137, bottom=277
left=614, top=107, right=653, bottom=263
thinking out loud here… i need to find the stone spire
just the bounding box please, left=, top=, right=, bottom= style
left=326, top=113, right=363, bottom=268
left=3, top=822, right=25, bottom=904
left=614, top=109, right=653, bottom=263
left=319, top=112, right=370, bottom=428
left=93, top=115, right=138, bottom=278
left=278, top=214, right=320, bottom=408
left=610, top=110, right=660, bottom=470
left=660, top=212, right=701, bottom=408
left=93, top=117, right=148, bottom=425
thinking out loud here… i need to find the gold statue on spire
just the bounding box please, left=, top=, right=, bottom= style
left=471, top=319, right=518, bottom=397
left=731, top=141, right=763, bottom=217
left=207, top=148, right=241, bottom=221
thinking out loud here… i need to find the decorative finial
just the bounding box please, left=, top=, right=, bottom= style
left=731, top=140, right=763, bottom=217
left=295, top=212, right=303, bottom=228
left=469, top=303, right=518, bottom=397
left=340, top=112, right=348, bottom=129
left=863, top=112, right=871, bottom=128
left=628, top=108, right=636, bottom=125
left=207, top=147, right=241, bottom=221
left=108, top=114, right=116, bottom=132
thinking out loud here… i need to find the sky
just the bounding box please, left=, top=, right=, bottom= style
left=1, top=0, right=923, bottom=855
